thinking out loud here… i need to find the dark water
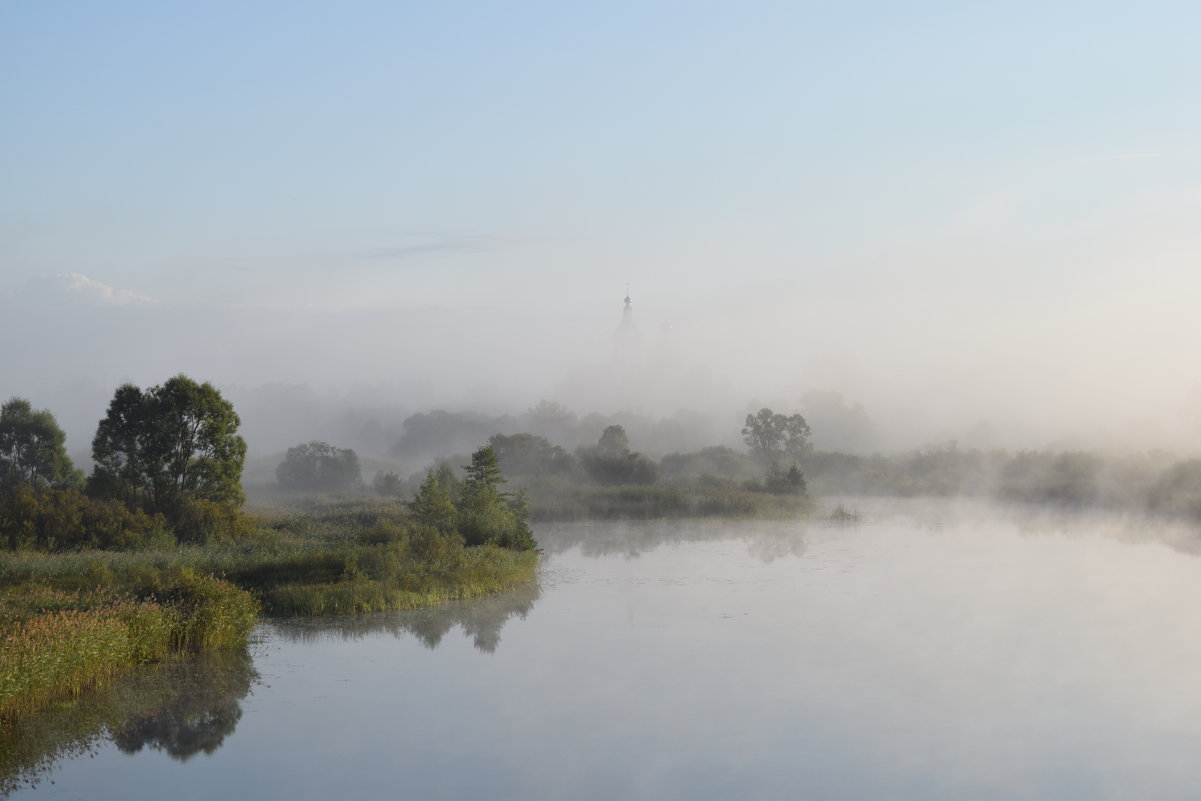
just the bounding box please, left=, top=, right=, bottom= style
left=8, top=500, right=1201, bottom=799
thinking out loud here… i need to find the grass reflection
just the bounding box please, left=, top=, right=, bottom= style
left=268, top=576, right=541, bottom=654
left=0, top=648, right=258, bottom=793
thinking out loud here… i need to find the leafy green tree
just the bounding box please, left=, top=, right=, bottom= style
left=431, top=462, right=463, bottom=505
left=409, top=471, right=460, bottom=536
left=458, top=445, right=536, bottom=550
left=275, top=441, right=362, bottom=492
left=464, top=444, right=504, bottom=490
left=0, top=398, right=83, bottom=489
left=88, top=375, right=246, bottom=536
left=578, top=425, right=658, bottom=485
left=741, top=408, right=811, bottom=496
left=488, top=432, right=576, bottom=477
left=596, top=425, right=630, bottom=459
left=764, top=463, right=807, bottom=495
left=741, top=408, right=811, bottom=467
left=503, top=489, right=537, bottom=551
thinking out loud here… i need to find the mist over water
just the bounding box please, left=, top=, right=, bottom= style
left=4, top=273, right=1201, bottom=464
left=12, top=499, right=1201, bottom=799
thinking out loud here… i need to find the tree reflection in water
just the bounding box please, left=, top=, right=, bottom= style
left=268, top=575, right=541, bottom=654
left=0, top=649, right=259, bottom=793
left=111, top=650, right=256, bottom=760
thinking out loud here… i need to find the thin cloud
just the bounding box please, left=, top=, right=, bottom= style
left=59, top=273, right=156, bottom=305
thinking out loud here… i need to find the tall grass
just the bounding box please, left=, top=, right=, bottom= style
left=0, top=576, right=258, bottom=726
left=263, top=547, right=538, bottom=616
left=0, top=498, right=539, bottom=728
left=521, top=478, right=815, bottom=522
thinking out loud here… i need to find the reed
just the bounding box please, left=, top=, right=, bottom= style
left=261, top=547, right=538, bottom=616
left=0, top=498, right=539, bottom=726
left=0, top=576, right=258, bottom=726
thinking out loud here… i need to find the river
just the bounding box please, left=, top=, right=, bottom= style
left=7, top=499, right=1201, bottom=799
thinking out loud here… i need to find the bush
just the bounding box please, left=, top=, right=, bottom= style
left=372, top=470, right=404, bottom=496
left=0, top=486, right=170, bottom=552
left=172, top=499, right=253, bottom=545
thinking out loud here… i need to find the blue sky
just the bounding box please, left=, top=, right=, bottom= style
left=4, top=1, right=1201, bottom=449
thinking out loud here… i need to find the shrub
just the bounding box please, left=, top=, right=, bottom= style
left=0, top=486, right=170, bottom=552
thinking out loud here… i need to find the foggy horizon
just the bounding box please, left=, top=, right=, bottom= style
left=5, top=3, right=1201, bottom=460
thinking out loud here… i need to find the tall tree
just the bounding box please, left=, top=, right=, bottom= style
left=89, top=375, right=246, bottom=530
left=457, top=445, right=535, bottom=550
left=463, top=444, right=505, bottom=493
left=488, top=433, right=575, bottom=477
left=578, top=425, right=658, bottom=485
left=0, top=398, right=82, bottom=489
left=741, top=408, right=812, bottom=467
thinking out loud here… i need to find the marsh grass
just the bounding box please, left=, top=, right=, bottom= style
left=0, top=574, right=257, bottom=726
left=263, top=547, right=538, bottom=616
left=520, top=477, right=815, bottom=522
left=0, top=498, right=538, bottom=727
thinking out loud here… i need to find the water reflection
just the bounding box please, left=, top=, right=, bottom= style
left=0, top=649, right=258, bottom=794
left=847, top=495, right=1201, bottom=556
left=111, top=649, right=255, bottom=760
left=267, top=576, right=541, bottom=654
left=537, top=518, right=811, bottom=562
left=14, top=504, right=1201, bottom=799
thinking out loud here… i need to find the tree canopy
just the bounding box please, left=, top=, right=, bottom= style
left=488, top=433, right=575, bottom=477
left=409, top=471, right=460, bottom=536
left=577, top=425, right=658, bottom=485
left=276, top=441, right=362, bottom=492
left=741, top=408, right=811, bottom=467
left=0, top=397, right=82, bottom=489
left=88, top=375, right=246, bottom=535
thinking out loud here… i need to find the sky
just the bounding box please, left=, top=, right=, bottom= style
left=3, top=1, right=1201, bottom=454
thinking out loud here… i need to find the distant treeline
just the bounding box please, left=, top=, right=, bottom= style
left=804, top=445, right=1201, bottom=520
left=369, top=423, right=1201, bottom=524
left=253, top=407, right=814, bottom=523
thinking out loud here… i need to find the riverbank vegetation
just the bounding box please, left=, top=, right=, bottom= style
left=383, top=410, right=816, bottom=522
left=14, top=375, right=1201, bottom=740
left=356, top=401, right=1201, bottom=526
left=0, top=382, right=539, bottom=730
left=0, top=573, right=258, bottom=726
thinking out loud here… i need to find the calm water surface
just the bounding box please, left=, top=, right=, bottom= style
left=9, top=499, right=1201, bottom=799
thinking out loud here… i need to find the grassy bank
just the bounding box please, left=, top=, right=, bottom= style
left=0, top=498, right=539, bottom=727
left=0, top=575, right=257, bottom=726
left=511, top=476, right=815, bottom=522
